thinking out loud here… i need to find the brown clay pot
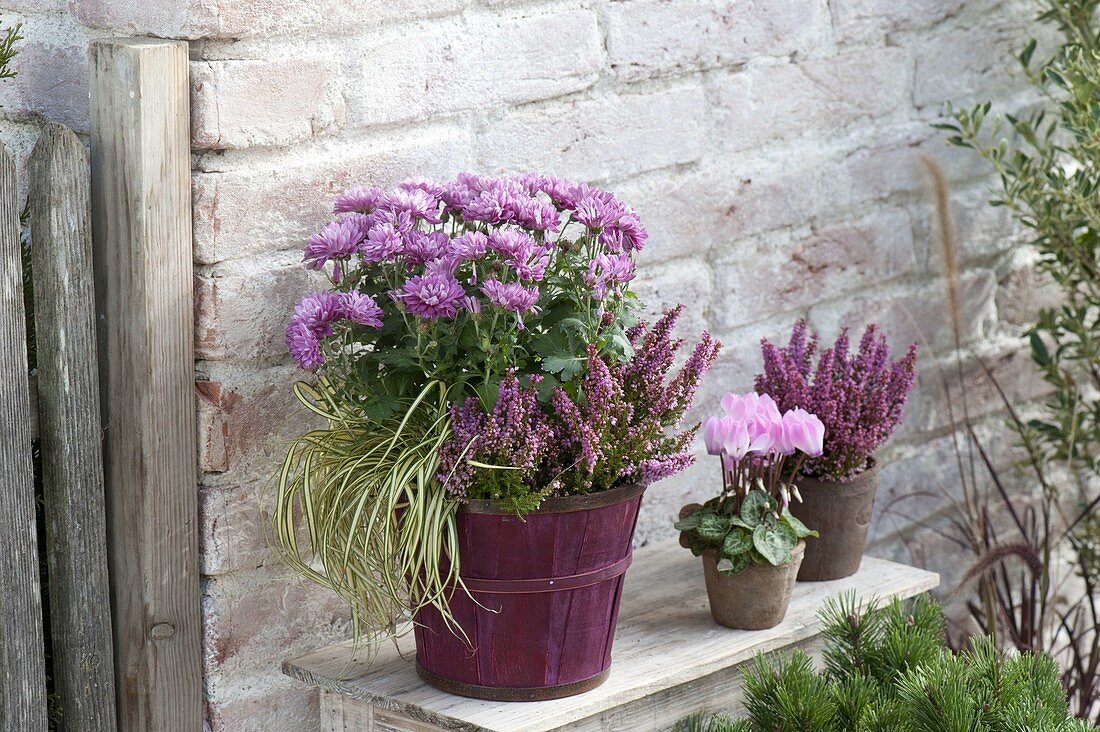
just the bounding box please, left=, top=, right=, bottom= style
left=701, top=541, right=805, bottom=630
left=793, top=464, right=878, bottom=582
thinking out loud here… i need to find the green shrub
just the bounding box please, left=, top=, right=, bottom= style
left=677, top=594, right=1096, bottom=732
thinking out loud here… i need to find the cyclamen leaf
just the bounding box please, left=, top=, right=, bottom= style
left=782, top=509, right=819, bottom=539
left=717, top=551, right=751, bottom=576
left=722, top=528, right=753, bottom=557
left=696, top=513, right=732, bottom=542
left=674, top=511, right=704, bottom=532
left=753, top=522, right=798, bottom=566
left=740, top=490, right=774, bottom=527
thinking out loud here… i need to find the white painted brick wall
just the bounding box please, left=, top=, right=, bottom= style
left=0, top=0, right=1054, bottom=728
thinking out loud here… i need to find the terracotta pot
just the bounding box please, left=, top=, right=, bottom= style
left=413, top=483, right=645, bottom=701
left=793, top=464, right=878, bottom=582
left=701, top=541, right=805, bottom=630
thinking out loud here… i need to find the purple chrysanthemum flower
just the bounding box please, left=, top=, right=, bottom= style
left=452, top=231, right=489, bottom=260
left=382, top=188, right=442, bottom=224
left=360, top=221, right=403, bottom=263
left=394, top=271, right=466, bottom=319
left=286, top=322, right=324, bottom=370
left=304, top=220, right=365, bottom=281
left=397, top=177, right=447, bottom=198
left=586, top=252, right=635, bottom=299
left=403, top=230, right=451, bottom=267
left=338, top=291, right=384, bottom=328
left=506, top=241, right=552, bottom=282
left=512, top=195, right=561, bottom=232
left=487, top=229, right=536, bottom=259
left=333, top=186, right=386, bottom=214
left=463, top=186, right=521, bottom=226
left=481, top=279, right=539, bottom=313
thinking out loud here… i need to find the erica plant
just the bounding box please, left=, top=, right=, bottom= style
left=438, top=306, right=721, bottom=514
left=754, top=321, right=917, bottom=482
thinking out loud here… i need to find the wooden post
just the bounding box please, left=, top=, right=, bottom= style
left=30, top=123, right=119, bottom=732
left=89, top=39, right=200, bottom=731
left=0, top=143, right=48, bottom=728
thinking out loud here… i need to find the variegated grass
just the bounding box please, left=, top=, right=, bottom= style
left=271, top=379, right=472, bottom=654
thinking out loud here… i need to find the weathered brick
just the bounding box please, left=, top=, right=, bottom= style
left=200, top=481, right=275, bottom=575
left=603, top=0, right=833, bottom=80
left=632, top=256, right=713, bottom=337
left=194, top=258, right=311, bottom=363
left=347, top=9, right=601, bottom=127
left=713, top=48, right=912, bottom=152
left=808, top=269, right=997, bottom=354
left=910, top=184, right=1025, bottom=272
left=195, top=363, right=317, bottom=488
left=711, top=208, right=917, bottom=330
left=206, top=685, right=320, bottom=732
left=201, top=570, right=349, bottom=702
left=72, top=0, right=468, bottom=40
left=192, top=127, right=470, bottom=264
left=475, top=84, right=707, bottom=182
left=996, top=254, right=1063, bottom=327
left=0, top=15, right=90, bottom=131
left=192, top=58, right=345, bottom=150
left=912, top=19, right=1038, bottom=110
left=829, top=0, right=966, bottom=44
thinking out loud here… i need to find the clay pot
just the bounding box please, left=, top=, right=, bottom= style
left=793, top=463, right=878, bottom=582
left=701, top=541, right=805, bottom=630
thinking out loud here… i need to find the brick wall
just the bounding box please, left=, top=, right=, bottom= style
left=1, top=0, right=1056, bottom=728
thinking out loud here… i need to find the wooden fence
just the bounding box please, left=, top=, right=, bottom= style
left=0, top=38, right=199, bottom=731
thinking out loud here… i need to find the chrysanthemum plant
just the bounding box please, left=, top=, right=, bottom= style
left=274, top=173, right=719, bottom=647
left=675, top=393, right=823, bottom=575
left=754, top=321, right=917, bottom=481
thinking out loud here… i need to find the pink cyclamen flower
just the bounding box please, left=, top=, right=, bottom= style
left=394, top=271, right=466, bottom=319
left=723, top=419, right=774, bottom=461
left=703, top=415, right=731, bottom=456
left=781, top=408, right=825, bottom=457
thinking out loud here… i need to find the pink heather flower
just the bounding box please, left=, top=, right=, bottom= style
left=303, top=220, right=364, bottom=281
left=338, top=291, right=384, bottom=328
left=360, top=221, right=403, bottom=263
left=481, top=279, right=539, bottom=313
left=394, top=271, right=465, bottom=319
left=451, top=231, right=489, bottom=260
left=333, top=186, right=386, bottom=214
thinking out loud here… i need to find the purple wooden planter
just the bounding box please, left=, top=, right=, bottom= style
left=413, top=483, right=645, bottom=701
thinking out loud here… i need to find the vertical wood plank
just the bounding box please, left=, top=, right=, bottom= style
left=30, top=122, right=119, bottom=732
left=0, top=141, right=49, bottom=729
left=89, top=38, right=199, bottom=732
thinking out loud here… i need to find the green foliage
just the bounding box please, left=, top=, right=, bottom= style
left=932, top=0, right=1100, bottom=719
left=718, top=594, right=1095, bottom=732
left=271, top=380, right=467, bottom=648
left=675, top=493, right=816, bottom=575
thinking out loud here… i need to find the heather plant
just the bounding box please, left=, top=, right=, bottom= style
left=755, top=321, right=917, bottom=482
left=675, top=393, right=823, bottom=574
left=273, top=173, right=716, bottom=649
left=681, top=593, right=1097, bottom=732
left=438, top=306, right=720, bottom=513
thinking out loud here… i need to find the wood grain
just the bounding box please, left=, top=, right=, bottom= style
left=90, top=38, right=200, bottom=732
left=0, top=139, right=49, bottom=731
left=30, top=122, right=119, bottom=732
left=286, top=539, right=940, bottom=732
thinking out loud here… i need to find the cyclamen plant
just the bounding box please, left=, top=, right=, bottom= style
left=676, top=393, right=823, bottom=575
left=754, top=321, right=917, bottom=482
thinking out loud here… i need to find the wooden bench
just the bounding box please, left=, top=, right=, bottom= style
left=284, top=538, right=938, bottom=731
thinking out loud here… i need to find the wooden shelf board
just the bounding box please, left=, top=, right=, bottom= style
left=285, top=538, right=939, bottom=732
